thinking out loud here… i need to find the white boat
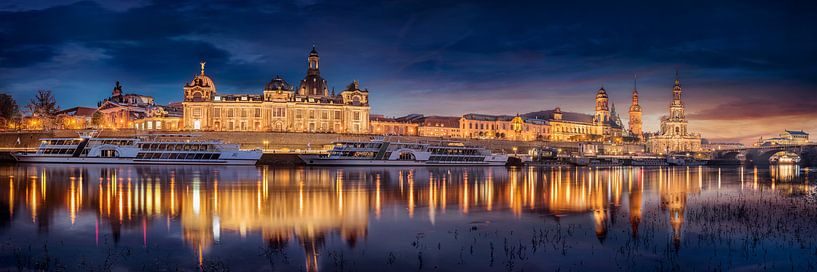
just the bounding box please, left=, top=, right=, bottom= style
left=299, top=138, right=508, bottom=166
left=13, top=131, right=261, bottom=165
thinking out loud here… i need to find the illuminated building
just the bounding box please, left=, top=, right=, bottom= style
left=55, top=107, right=96, bottom=130
left=459, top=113, right=549, bottom=141
left=181, top=47, right=370, bottom=133
left=628, top=78, right=643, bottom=141
left=756, top=130, right=810, bottom=146
left=647, top=72, right=702, bottom=153
left=369, top=115, right=419, bottom=135
left=134, top=103, right=183, bottom=131
left=96, top=81, right=156, bottom=129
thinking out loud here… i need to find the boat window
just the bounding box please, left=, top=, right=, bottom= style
left=211, top=153, right=220, bottom=160
left=185, top=153, right=195, bottom=160
left=160, top=153, right=171, bottom=159
left=194, top=153, right=204, bottom=160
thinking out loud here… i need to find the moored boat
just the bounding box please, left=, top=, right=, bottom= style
left=299, top=137, right=508, bottom=166
left=13, top=131, right=261, bottom=165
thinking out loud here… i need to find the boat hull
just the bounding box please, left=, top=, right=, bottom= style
left=300, top=156, right=507, bottom=166
left=13, top=155, right=258, bottom=165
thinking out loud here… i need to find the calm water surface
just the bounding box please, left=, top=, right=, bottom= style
left=0, top=164, right=816, bottom=271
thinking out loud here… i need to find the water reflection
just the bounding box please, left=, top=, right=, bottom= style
left=0, top=165, right=814, bottom=271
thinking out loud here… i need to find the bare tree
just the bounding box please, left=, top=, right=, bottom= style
left=0, top=93, right=20, bottom=128
left=27, top=90, right=60, bottom=117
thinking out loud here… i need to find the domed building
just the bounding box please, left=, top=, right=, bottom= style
left=181, top=47, right=370, bottom=133
left=298, top=47, right=329, bottom=97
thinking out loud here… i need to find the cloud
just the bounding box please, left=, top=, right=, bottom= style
left=0, top=0, right=815, bottom=143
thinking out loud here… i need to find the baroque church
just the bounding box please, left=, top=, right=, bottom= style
left=182, top=47, right=370, bottom=133
left=647, top=73, right=702, bottom=153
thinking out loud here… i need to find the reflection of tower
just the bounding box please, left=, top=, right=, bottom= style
left=628, top=186, right=642, bottom=239
left=299, top=234, right=325, bottom=272
left=591, top=176, right=608, bottom=243
left=659, top=168, right=698, bottom=251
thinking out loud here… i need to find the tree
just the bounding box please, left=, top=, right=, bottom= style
left=28, top=90, right=60, bottom=117
left=0, top=93, right=20, bottom=128
left=27, top=90, right=60, bottom=130
left=91, top=111, right=104, bottom=128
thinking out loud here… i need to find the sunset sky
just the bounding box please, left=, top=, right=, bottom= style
left=1, top=0, right=815, bottom=143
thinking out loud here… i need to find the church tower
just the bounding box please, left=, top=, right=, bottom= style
left=298, top=46, right=329, bottom=97
left=628, top=76, right=643, bottom=140
left=593, top=87, right=610, bottom=125
left=661, top=71, right=688, bottom=136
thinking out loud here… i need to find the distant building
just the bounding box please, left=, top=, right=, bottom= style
left=55, top=107, right=96, bottom=129
left=647, top=73, right=702, bottom=153
left=756, top=130, right=810, bottom=146
left=702, top=141, right=744, bottom=151
left=181, top=47, right=370, bottom=133
left=134, top=103, right=183, bottom=131
left=415, top=116, right=461, bottom=138
left=369, top=115, right=418, bottom=136
left=460, top=113, right=549, bottom=141
left=96, top=81, right=155, bottom=129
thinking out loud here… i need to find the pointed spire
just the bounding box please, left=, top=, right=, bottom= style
left=674, top=68, right=680, bottom=86
left=200, top=59, right=206, bottom=76
left=633, top=73, right=638, bottom=94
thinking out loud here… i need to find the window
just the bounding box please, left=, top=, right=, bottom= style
left=255, top=108, right=261, bottom=117
left=214, top=108, right=221, bottom=117
left=296, top=109, right=303, bottom=119
left=193, top=108, right=202, bottom=117
left=242, top=109, right=248, bottom=118
left=353, top=112, right=360, bottom=121
left=147, top=122, right=153, bottom=130
left=334, top=110, right=341, bottom=120
left=193, top=120, right=201, bottom=130
left=309, top=110, right=315, bottom=119
left=322, top=111, right=328, bottom=119
left=156, top=121, right=162, bottom=130
left=273, top=107, right=286, bottom=117
left=227, top=109, right=234, bottom=117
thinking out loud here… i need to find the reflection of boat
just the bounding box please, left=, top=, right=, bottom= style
left=299, top=138, right=508, bottom=166
left=12, top=132, right=261, bottom=165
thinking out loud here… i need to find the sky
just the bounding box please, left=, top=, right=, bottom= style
left=0, top=0, right=815, bottom=144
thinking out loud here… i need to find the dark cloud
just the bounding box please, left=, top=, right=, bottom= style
left=0, top=0, right=815, bottom=142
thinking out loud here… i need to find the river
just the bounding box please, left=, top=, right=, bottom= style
left=0, top=164, right=815, bottom=271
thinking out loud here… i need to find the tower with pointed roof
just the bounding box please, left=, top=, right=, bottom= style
left=647, top=70, right=702, bottom=153
left=628, top=75, right=643, bottom=140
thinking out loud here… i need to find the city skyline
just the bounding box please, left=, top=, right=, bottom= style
left=1, top=1, right=816, bottom=143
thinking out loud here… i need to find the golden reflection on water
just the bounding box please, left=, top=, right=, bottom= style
left=0, top=165, right=812, bottom=270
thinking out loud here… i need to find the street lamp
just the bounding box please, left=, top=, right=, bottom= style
left=263, top=140, right=269, bottom=151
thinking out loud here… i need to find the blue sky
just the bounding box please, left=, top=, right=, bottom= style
left=1, top=0, right=815, bottom=143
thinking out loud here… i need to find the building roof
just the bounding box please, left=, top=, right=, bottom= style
left=420, top=116, right=460, bottom=128
left=265, top=75, right=294, bottom=91
left=785, top=130, right=809, bottom=136
left=462, top=113, right=517, bottom=122
left=214, top=94, right=263, bottom=102
left=56, top=107, right=97, bottom=117
left=522, top=110, right=594, bottom=123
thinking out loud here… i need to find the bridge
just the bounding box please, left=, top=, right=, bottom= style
left=712, top=143, right=817, bottom=166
